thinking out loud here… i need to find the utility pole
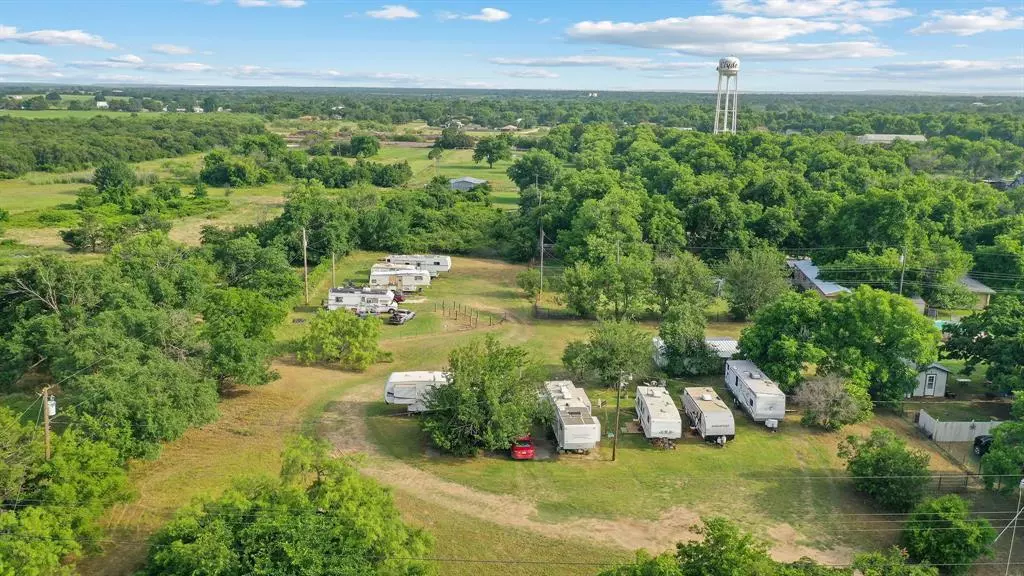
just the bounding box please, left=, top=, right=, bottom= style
left=41, top=386, right=51, bottom=460
left=537, top=173, right=543, bottom=297
left=1004, top=479, right=1024, bottom=576
left=331, top=252, right=336, bottom=287
left=301, top=227, right=309, bottom=306
left=898, top=245, right=907, bottom=296
left=612, top=373, right=630, bottom=462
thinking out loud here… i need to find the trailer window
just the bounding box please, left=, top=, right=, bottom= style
left=748, top=398, right=754, bottom=407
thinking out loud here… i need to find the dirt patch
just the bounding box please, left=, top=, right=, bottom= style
left=767, top=524, right=854, bottom=564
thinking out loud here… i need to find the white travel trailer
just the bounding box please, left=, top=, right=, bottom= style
left=384, top=371, right=448, bottom=413
left=324, top=287, right=397, bottom=314
left=369, top=266, right=431, bottom=292
left=681, top=387, right=735, bottom=444
left=385, top=255, right=452, bottom=277
left=545, top=380, right=601, bottom=453
left=635, top=385, right=682, bottom=440
left=724, top=360, right=786, bottom=430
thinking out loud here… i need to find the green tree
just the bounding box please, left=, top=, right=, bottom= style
left=93, top=160, right=138, bottom=207
left=719, top=247, right=791, bottom=320
left=472, top=135, right=512, bottom=168
left=421, top=335, right=539, bottom=456
left=142, top=438, right=433, bottom=575
left=563, top=321, right=651, bottom=387
left=675, top=518, right=776, bottom=576
left=839, top=429, right=931, bottom=512
left=515, top=268, right=542, bottom=303
left=944, top=296, right=1024, bottom=395
left=204, top=233, right=301, bottom=301
left=349, top=134, right=381, bottom=158
left=902, top=495, right=995, bottom=575
left=795, top=375, right=873, bottom=431
left=598, top=551, right=682, bottom=576
left=506, top=149, right=561, bottom=191
left=652, top=253, right=715, bottom=315
left=659, top=302, right=717, bottom=376
left=979, top=421, right=1024, bottom=491
left=203, top=288, right=285, bottom=387
left=738, top=291, right=826, bottom=391
left=297, top=310, right=388, bottom=370
left=45, top=91, right=62, bottom=101
left=192, top=182, right=208, bottom=198
left=852, top=547, right=938, bottom=576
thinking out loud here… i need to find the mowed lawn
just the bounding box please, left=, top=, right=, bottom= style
left=377, top=145, right=522, bottom=209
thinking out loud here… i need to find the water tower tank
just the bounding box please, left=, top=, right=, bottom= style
left=717, top=56, right=740, bottom=76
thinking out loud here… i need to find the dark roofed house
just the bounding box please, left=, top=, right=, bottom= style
left=786, top=258, right=851, bottom=300
left=450, top=176, right=487, bottom=192
left=959, top=276, right=996, bottom=309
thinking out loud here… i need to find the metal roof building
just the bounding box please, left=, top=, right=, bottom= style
left=855, top=134, right=927, bottom=145
left=786, top=258, right=851, bottom=299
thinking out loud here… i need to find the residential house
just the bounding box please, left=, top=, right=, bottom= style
left=959, top=276, right=996, bottom=309
left=450, top=176, right=487, bottom=192
left=786, top=258, right=851, bottom=299
left=192, top=106, right=204, bottom=114
left=907, top=363, right=952, bottom=398
left=854, top=134, right=927, bottom=145
left=95, top=101, right=109, bottom=109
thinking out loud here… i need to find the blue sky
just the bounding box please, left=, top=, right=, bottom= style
left=1, top=0, right=1022, bottom=92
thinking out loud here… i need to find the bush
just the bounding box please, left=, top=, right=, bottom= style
left=563, top=321, right=652, bottom=387
left=902, top=495, right=995, bottom=575
left=297, top=310, right=388, bottom=370
left=839, top=429, right=931, bottom=512
left=795, top=375, right=872, bottom=431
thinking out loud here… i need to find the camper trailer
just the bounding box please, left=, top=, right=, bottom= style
left=635, top=385, right=682, bottom=440
left=324, top=287, right=398, bottom=315
left=545, top=380, right=601, bottom=453
left=681, top=387, right=735, bottom=444
left=384, top=371, right=448, bottom=412
left=385, top=255, right=452, bottom=277
left=369, top=266, right=431, bottom=292
left=724, top=360, right=785, bottom=430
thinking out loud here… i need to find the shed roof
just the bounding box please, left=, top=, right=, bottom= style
left=704, top=338, right=739, bottom=359
left=959, top=276, right=996, bottom=295
left=786, top=258, right=851, bottom=297
left=450, top=176, right=487, bottom=185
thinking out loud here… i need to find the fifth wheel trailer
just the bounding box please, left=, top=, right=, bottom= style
left=324, top=287, right=397, bottom=315
left=369, top=265, right=431, bottom=293
left=545, top=380, right=601, bottom=453
left=385, top=255, right=452, bottom=277
left=681, top=387, right=735, bottom=444
left=384, top=371, right=448, bottom=413
left=635, top=385, right=682, bottom=440
left=724, top=360, right=786, bottom=429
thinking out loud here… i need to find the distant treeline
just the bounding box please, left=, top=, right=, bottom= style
left=0, top=115, right=266, bottom=178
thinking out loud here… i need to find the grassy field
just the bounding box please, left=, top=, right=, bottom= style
left=377, top=145, right=521, bottom=209
left=0, top=109, right=156, bottom=119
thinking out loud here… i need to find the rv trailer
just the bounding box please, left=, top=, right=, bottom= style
left=724, top=360, right=785, bottom=430
left=545, top=380, right=601, bottom=453
left=385, top=254, right=452, bottom=277
left=635, top=385, right=682, bottom=440
left=368, top=266, right=431, bottom=292
left=384, top=371, right=448, bottom=412
left=681, top=387, right=735, bottom=444
left=324, top=287, right=398, bottom=315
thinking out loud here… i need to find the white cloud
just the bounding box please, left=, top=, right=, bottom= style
left=717, top=0, right=912, bottom=22
left=793, top=58, right=1024, bottom=79
left=237, top=0, right=304, bottom=7
left=911, top=8, right=1024, bottom=36
left=491, top=55, right=714, bottom=70
left=152, top=43, right=193, bottom=55
left=227, top=65, right=423, bottom=84
left=565, top=15, right=898, bottom=60
left=70, top=54, right=146, bottom=69
left=0, top=25, right=115, bottom=49
left=0, top=53, right=54, bottom=68
left=110, top=54, right=144, bottom=65
left=152, top=62, right=214, bottom=72
left=69, top=55, right=214, bottom=74
left=533, top=17, right=551, bottom=25
left=953, top=44, right=968, bottom=49
left=505, top=69, right=559, bottom=78
left=367, top=5, right=419, bottom=19
left=466, top=8, right=510, bottom=22
left=438, top=7, right=510, bottom=22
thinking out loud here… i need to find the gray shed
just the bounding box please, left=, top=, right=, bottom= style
left=450, top=176, right=487, bottom=192
left=908, top=363, right=952, bottom=398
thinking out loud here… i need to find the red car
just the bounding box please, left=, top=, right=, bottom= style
left=511, top=436, right=535, bottom=460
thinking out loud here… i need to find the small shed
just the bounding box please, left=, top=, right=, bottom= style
left=908, top=363, right=952, bottom=398
left=959, top=276, right=995, bottom=309
left=450, top=176, right=487, bottom=192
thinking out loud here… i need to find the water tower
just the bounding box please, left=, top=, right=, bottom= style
left=713, top=56, right=740, bottom=134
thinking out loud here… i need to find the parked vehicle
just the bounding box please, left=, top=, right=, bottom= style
left=511, top=435, right=535, bottom=460
left=974, top=435, right=994, bottom=456
left=681, top=387, right=735, bottom=445
left=724, top=360, right=785, bottom=430
left=388, top=309, right=416, bottom=325
left=324, top=286, right=397, bottom=315
left=369, top=265, right=431, bottom=292
left=635, top=385, right=682, bottom=440
left=544, top=380, right=601, bottom=454
left=384, top=371, right=448, bottom=413
left=385, top=254, right=452, bottom=277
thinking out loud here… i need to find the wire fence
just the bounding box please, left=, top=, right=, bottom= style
left=434, top=300, right=507, bottom=329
